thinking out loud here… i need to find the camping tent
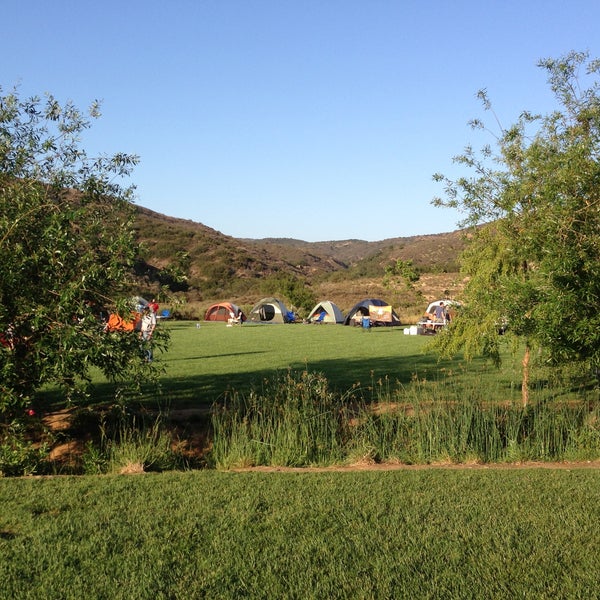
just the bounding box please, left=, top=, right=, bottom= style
left=415, top=299, right=460, bottom=334
left=423, top=299, right=460, bottom=320
left=105, top=313, right=139, bottom=332
left=106, top=296, right=148, bottom=332
left=204, top=302, right=246, bottom=323
left=248, top=297, right=292, bottom=323
left=343, top=298, right=401, bottom=327
left=306, top=300, right=344, bottom=324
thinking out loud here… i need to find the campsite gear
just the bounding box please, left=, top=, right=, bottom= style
left=416, top=299, right=460, bottom=334
left=204, top=302, right=246, bottom=323
left=132, top=296, right=149, bottom=312
left=105, top=312, right=140, bottom=332
left=368, top=304, right=393, bottom=324
left=314, top=311, right=327, bottom=323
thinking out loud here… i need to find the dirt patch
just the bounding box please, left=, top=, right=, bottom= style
left=230, top=460, right=600, bottom=473
left=42, top=408, right=75, bottom=432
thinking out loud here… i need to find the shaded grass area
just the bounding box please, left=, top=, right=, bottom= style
left=1, top=469, right=600, bottom=598
left=156, top=322, right=451, bottom=406
left=41, top=321, right=525, bottom=409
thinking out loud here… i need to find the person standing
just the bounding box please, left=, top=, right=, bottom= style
left=434, top=302, right=446, bottom=323
left=140, top=306, right=156, bottom=361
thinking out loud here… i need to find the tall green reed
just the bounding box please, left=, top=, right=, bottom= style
left=211, top=369, right=600, bottom=468
left=82, top=406, right=189, bottom=474
left=210, top=370, right=354, bottom=469
left=351, top=377, right=600, bottom=464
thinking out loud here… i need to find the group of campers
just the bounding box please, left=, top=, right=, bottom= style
left=416, top=300, right=456, bottom=334
left=104, top=298, right=159, bottom=361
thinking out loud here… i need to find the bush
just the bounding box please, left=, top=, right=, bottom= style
left=82, top=409, right=189, bottom=475
left=0, top=419, right=49, bottom=477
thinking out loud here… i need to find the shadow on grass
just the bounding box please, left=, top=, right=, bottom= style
left=39, top=346, right=503, bottom=412
left=153, top=352, right=470, bottom=409
left=172, top=350, right=268, bottom=361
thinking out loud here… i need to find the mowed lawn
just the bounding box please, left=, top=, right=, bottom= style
left=99, top=320, right=527, bottom=409
left=2, top=468, right=600, bottom=599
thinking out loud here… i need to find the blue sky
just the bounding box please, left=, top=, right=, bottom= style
left=4, top=1, right=600, bottom=241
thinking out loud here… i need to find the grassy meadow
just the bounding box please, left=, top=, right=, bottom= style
left=3, top=321, right=600, bottom=597
left=82, top=319, right=528, bottom=409
left=34, top=319, right=600, bottom=472
left=2, top=468, right=600, bottom=598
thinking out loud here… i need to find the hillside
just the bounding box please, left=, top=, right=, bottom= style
left=132, top=206, right=467, bottom=319
left=246, top=233, right=464, bottom=272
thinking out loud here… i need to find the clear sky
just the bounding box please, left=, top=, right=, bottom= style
left=4, top=1, right=600, bottom=241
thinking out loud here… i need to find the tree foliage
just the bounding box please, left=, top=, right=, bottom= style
left=0, top=87, right=167, bottom=413
left=432, top=51, right=600, bottom=400
left=261, top=273, right=316, bottom=315
left=383, top=258, right=420, bottom=289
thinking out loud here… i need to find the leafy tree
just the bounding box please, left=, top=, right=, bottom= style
left=383, top=258, right=420, bottom=289
left=0, top=87, right=167, bottom=413
left=432, top=51, right=600, bottom=404
left=262, top=273, right=316, bottom=315
left=383, top=258, right=423, bottom=314
left=158, top=250, right=190, bottom=292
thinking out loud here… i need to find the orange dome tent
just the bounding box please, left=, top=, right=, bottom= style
left=204, top=302, right=246, bottom=323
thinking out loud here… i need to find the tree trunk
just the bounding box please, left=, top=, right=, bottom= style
left=521, top=344, right=530, bottom=407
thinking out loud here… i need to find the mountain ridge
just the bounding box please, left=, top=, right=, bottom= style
left=133, top=205, right=466, bottom=316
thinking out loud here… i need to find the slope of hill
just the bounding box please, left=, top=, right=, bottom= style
left=247, top=233, right=464, bottom=272
left=134, top=207, right=347, bottom=280
left=132, top=206, right=467, bottom=317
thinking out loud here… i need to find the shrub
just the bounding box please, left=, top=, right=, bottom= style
left=0, top=419, right=49, bottom=477
left=82, top=409, right=189, bottom=474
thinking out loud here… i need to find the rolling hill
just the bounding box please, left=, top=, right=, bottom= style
left=132, top=206, right=467, bottom=320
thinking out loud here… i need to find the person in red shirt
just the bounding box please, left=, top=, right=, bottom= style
left=149, top=298, right=159, bottom=315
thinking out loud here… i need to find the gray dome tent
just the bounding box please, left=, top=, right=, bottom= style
left=306, top=300, right=344, bottom=324
left=248, top=297, right=293, bottom=323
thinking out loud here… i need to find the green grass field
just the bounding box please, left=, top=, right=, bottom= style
left=2, top=468, right=600, bottom=598
left=5, top=321, right=600, bottom=596
left=84, top=320, right=528, bottom=409
left=35, top=320, right=600, bottom=471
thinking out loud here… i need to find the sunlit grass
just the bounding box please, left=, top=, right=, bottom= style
left=2, top=469, right=600, bottom=598
left=133, top=320, right=526, bottom=408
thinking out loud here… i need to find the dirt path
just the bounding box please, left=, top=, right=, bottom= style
left=230, top=460, right=600, bottom=473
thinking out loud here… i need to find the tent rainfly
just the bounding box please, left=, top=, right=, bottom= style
left=343, top=298, right=401, bottom=327
left=306, top=300, right=344, bottom=324
left=248, top=297, right=293, bottom=323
